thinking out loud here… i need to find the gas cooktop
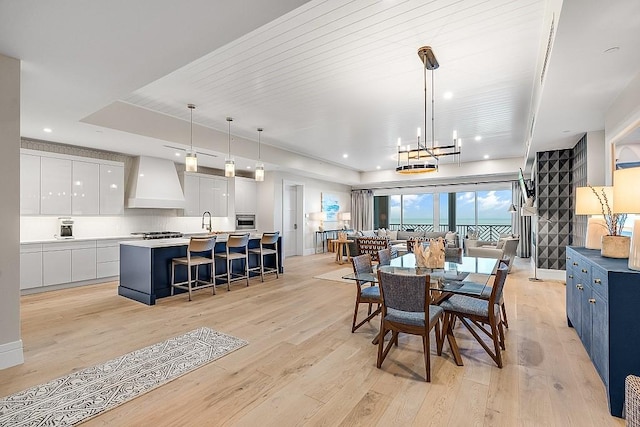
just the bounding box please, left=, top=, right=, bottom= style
left=131, top=231, right=183, bottom=240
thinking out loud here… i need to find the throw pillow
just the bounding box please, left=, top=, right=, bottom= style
left=362, top=230, right=376, bottom=237
left=377, top=228, right=387, bottom=237
left=387, top=230, right=398, bottom=240
left=445, top=231, right=457, bottom=247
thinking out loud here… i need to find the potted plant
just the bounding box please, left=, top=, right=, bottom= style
left=590, top=185, right=629, bottom=258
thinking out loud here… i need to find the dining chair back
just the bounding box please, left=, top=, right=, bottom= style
left=350, top=254, right=382, bottom=333
left=376, top=270, right=444, bottom=382
left=377, top=248, right=392, bottom=266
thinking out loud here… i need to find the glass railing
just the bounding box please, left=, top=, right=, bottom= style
left=387, top=223, right=512, bottom=242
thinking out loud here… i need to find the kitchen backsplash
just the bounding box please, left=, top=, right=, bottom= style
left=20, top=214, right=234, bottom=241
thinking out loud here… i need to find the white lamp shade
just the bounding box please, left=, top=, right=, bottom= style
left=575, top=186, right=613, bottom=215
left=613, top=168, right=640, bottom=214
left=224, top=159, right=235, bottom=177
left=185, top=151, right=197, bottom=172
left=310, top=212, right=326, bottom=221
left=254, top=164, right=264, bottom=182
left=338, top=212, right=351, bottom=221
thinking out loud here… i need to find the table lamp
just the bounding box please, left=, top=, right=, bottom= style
left=613, top=168, right=640, bottom=270
left=310, top=212, right=326, bottom=231
left=338, top=212, right=351, bottom=229
left=575, top=186, right=611, bottom=250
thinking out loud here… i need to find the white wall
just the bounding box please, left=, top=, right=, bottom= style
left=258, top=171, right=351, bottom=254
left=0, top=53, right=23, bottom=369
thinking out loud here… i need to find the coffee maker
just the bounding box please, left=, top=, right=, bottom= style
left=58, top=217, right=74, bottom=239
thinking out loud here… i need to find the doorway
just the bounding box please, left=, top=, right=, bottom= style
left=283, top=181, right=304, bottom=257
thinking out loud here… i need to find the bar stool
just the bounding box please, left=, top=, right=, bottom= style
left=170, top=236, right=216, bottom=301
left=215, top=233, right=250, bottom=290
left=248, top=232, right=280, bottom=281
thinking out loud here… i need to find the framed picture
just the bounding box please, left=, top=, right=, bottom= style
left=321, top=193, right=340, bottom=221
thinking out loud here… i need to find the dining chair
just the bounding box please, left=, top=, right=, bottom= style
left=437, top=263, right=509, bottom=368
left=376, top=269, right=444, bottom=382
left=350, top=254, right=382, bottom=333
left=482, top=258, right=511, bottom=328
left=214, top=233, right=250, bottom=291
left=248, top=231, right=280, bottom=281
left=377, top=248, right=392, bottom=266
left=170, top=236, right=217, bottom=301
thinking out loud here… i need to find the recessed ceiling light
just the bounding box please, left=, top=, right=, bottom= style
left=246, top=166, right=251, bottom=169
left=604, top=46, right=620, bottom=54
left=43, top=128, right=52, bottom=133
left=483, top=154, right=489, bottom=159
left=343, top=154, right=348, bottom=158
left=174, top=152, right=181, bottom=157
left=376, top=166, right=381, bottom=170
left=443, top=91, right=453, bottom=100
left=474, top=136, right=482, bottom=141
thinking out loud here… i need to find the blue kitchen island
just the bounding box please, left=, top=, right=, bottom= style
left=118, top=234, right=283, bottom=305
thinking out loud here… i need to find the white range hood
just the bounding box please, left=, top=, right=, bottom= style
left=127, top=156, right=185, bottom=209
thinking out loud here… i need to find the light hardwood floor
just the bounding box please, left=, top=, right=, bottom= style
left=0, top=254, right=624, bottom=426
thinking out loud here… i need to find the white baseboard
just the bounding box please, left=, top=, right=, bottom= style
left=303, top=248, right=316, bottom=256
left=0, top=339, right=24, bottom=370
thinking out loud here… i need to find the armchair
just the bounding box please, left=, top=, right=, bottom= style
left=466, top=237, right=519, bottom=272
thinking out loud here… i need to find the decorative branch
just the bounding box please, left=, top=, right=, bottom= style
left=588, top=184, right=627, bottom=236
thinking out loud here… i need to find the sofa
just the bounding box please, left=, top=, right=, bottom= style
left=347, top=229, right=460, bottom=259
left=465, top=236, right=520, bottom=272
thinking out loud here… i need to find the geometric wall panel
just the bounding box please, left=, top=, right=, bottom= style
left=572, top=134, right=588, bottom=247
left=536, top=148, right=574, bottom=270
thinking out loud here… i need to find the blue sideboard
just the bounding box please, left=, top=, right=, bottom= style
left=566, top=246, right=640, bottom=417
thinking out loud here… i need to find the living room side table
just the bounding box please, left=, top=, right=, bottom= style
left=334, top=239, right=353, bottom=264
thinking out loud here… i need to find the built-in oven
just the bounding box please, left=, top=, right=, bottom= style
left=236, top=214, right=256, bottom=230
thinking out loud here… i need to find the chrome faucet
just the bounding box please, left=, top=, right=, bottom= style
left=201, top=211, right=212, bottom=232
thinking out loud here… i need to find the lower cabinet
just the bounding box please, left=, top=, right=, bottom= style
left=21, top=239, right=122, bottom=290
left=566, top=246, right=640, bottom=417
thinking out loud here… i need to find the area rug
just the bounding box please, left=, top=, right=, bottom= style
left=0, top=327, right=247, bottom=426
left=313, top=267, right=355, bottom=284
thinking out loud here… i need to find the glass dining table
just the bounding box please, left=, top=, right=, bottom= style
left=342, top=252, right=500, bottom=366
left=342, top=252, right=498, bottom=297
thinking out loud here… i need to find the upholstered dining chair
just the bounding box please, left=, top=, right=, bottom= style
left=170, top=236, right=217, bottom=301
left=438, top=263, right=509, bottom=368
left=376, top=270, right=444, bottom=382
left=350, top=254, right=382, bottom=333
left=482, top=258, right=511, bottom=329
left=377, top=248, right=392, bottom=266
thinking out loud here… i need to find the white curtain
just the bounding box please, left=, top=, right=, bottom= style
left=351, top=189, right=373, bottom=231
left=512, top=181, right=531, bottom=258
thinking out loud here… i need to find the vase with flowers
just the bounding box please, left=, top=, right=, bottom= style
left=589, top=185, right=629, bottom=258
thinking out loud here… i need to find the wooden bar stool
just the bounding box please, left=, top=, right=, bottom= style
left=170, top=236, right=216, bottom=301
left=248, top=232, right=280, bottom=281
left=214, top=233, right=250, bottom=291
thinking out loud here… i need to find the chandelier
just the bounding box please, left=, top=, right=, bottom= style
left=396, top=46, right=461, bottom=174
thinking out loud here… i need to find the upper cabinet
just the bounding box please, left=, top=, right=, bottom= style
left=181, top=172, right=228, bottom=217
left=20, top=154, right=41, bottom=215
left=21, top=149, right=124, bottom=216
left=72, top=160, right=100, bottom=215
left=235, top=177, right=257, bottom=214
left=41, top=156, right=72, bottom=215
left=99, top=164, right=124, bottom=215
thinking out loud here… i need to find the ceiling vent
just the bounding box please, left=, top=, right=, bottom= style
left=540, top=14, right=555, bottom=85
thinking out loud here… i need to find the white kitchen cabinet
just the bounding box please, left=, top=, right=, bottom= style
left=20, top=244, right=42, bottom=289
left=235, top=177, right=257, bottom=214
left=41, top=156, right=72, bottom=215
left=182, top=173, right=200, bottom=216
left=72, top=245, right=97, bottom=282
left=20, top=154, right=41, bottom=215
left=42, top=246, right=72, bottom=286
left=182, top=173, right=228, bottom=217
left=96, top=239, right=120, bottom=278
left=100, top=163, right=124, bottom=215
left=72, top=160, right=100, bottom=215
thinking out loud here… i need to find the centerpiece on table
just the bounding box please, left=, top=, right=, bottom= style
left=414, top=237, right=445, bottom=268
left=590, top=185, right=629, bottom=258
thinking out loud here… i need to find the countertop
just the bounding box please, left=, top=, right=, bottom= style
left=20, top=235, right=142, bottom=244
left=120, top=233, right=263, bottom=248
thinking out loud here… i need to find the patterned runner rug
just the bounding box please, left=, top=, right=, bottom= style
left=0, top=327, right=247, bottom=426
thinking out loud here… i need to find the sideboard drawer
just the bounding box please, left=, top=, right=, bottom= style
left=591, top=265, right=609, bottom=300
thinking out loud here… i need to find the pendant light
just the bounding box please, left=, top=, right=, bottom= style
left=225, top=117, right=235, bottom=178
left=255, top=127, right=264, bottom=182
left=185, top=104, right=197, bottom=172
